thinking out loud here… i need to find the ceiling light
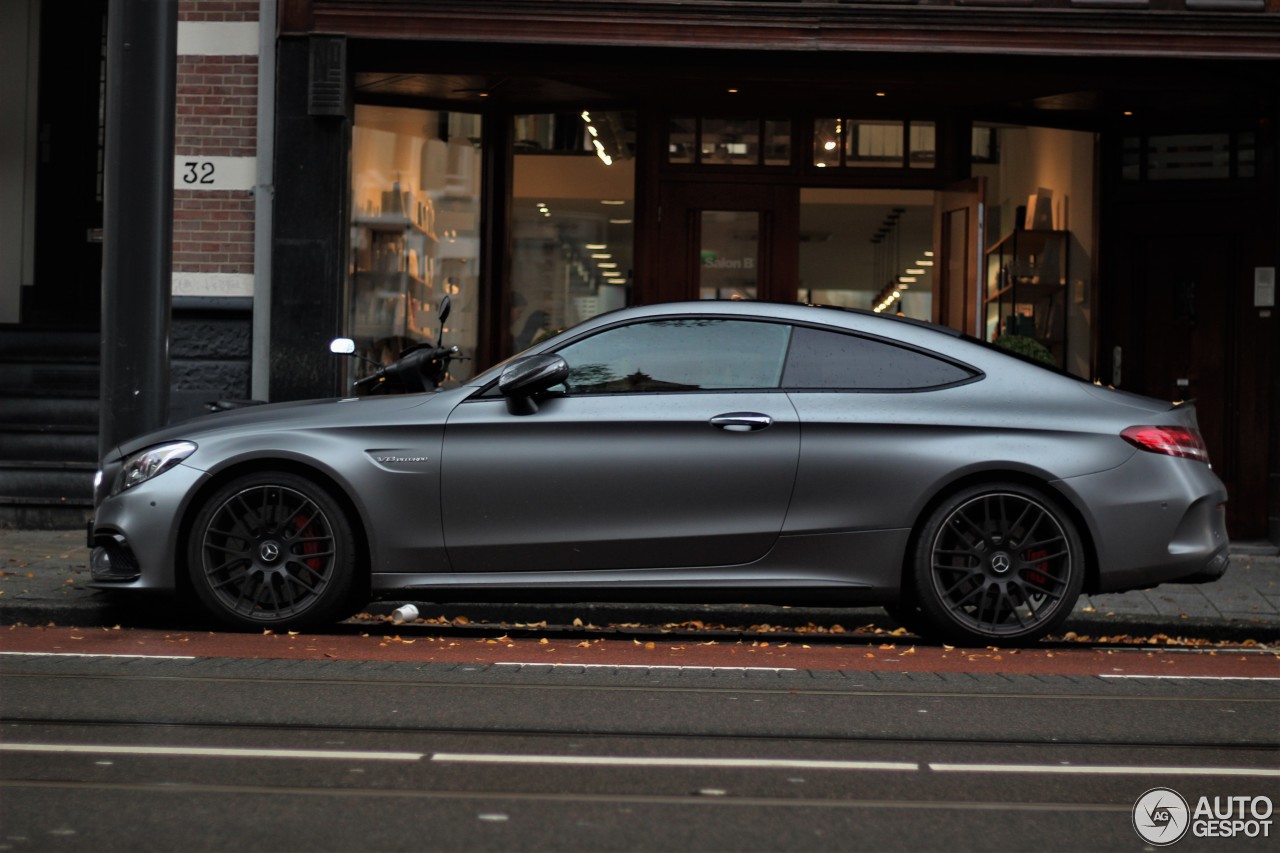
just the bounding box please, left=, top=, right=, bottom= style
left=591, top=253, right=612, bottom=259
left=597, top=262, right=618, bottom=269
left=898, top=276, right=917, bottom=283
left=907, top=268, right=925, bottom=275
left=609, top=219, right=632, bottom=225
left=585, top=244, right=607, bottom=250
left=875, top=91, right=886, bottom=98
left=601, top=200, right=626, bottom=206
left=924, top=251, right=934, bottom=257
left=823, top=140, right=837, bottom=151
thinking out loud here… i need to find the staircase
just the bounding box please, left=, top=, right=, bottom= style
left=0, top=328, right=100, bottom=530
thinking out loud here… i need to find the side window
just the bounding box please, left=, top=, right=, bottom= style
left=556, top=319, right=791, bottom=393
left=782, top=326, right=974, bottom=390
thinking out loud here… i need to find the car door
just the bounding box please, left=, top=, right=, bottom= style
left=441, top=317, right=801, bottom=573
left=779, top=324, right=981, bottom=535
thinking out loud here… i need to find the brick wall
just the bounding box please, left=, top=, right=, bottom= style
left=179, top=1, right=260, bottom=22
left=172, top=0, right=258, bottom=280
left=173, top=193, right=255, bottom=273
left=170, top=0, right=261, bottom=414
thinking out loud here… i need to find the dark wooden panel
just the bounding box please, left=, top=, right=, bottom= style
left=290, top=0, right=1280, bottom=60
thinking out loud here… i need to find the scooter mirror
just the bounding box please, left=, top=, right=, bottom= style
left=329, top=338, right=356, bottom=355
left=438, top=295, right=451, bottom=324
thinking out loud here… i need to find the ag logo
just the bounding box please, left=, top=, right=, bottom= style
left=1134, top=787, right=1190, bottom=845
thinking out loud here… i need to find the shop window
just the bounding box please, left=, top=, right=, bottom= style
left=849, top=120, right=903, bottom=167
left=813, top=119, right=936, bottom=170
left=511, top=111, right=636, bottom=354
left=702, top=118, right=759, bottom=165
left=668, top=116, right=696, bottom=164
left=1122, top=131, right=1256, bottom=181
left=700, top=210, right=760, bottom=301
left=797, top=188, right=934, bottom=321
left=667, top=116, right=792, bottom=167
left=972, top=124, right=1095, bottom=379
left=348, top=105, right=482, bottom=386
left=909, top=122, right=937, bottom=169
left=971, top=125, right=1000, bottom=164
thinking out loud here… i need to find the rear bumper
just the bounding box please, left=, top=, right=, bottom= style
left=1174, top=547, right=1231, bottom=585
left=1055, top=452, right=1229, bottom=594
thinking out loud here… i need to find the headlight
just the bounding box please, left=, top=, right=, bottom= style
left=112, top=441, right=197, bottom=495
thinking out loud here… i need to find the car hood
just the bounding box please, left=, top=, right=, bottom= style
left=108, top=394, right=441, bottom=461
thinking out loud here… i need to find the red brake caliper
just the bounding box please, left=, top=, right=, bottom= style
left=1025, top=548, right=1049, bottom=588
left=294, top=514, right=321, bottom=572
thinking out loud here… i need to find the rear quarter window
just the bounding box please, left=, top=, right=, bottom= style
left=782, top=326, right=975, bottom=390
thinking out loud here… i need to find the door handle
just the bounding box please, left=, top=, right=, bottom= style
left=710, top=412, right=773, bottom=432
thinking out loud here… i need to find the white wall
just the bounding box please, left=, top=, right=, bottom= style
left=0, top=0, right=40, bottom=324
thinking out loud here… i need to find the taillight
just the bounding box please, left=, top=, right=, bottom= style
left=1121, top=425, right=1210, bottom=463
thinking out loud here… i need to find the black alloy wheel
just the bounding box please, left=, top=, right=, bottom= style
left=912, top=483, right=1084, bottom=645
left=188, top=471, right=360, bottom=630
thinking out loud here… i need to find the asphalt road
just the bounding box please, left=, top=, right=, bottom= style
left=2, top=650, right=1278, bottom=852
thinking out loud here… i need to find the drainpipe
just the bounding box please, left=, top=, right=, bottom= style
left=251, top=0, right=276, bottom=401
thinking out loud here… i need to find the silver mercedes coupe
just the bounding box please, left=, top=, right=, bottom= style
left=88, top=301, right=1230, bottom=644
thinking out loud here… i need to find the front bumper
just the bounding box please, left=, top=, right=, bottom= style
left=87, top=462, right=209, bottom=592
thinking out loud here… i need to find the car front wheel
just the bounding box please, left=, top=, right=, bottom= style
left=187, top=471, right=361, bottom=631
left=911, top=483, right=1084, bottom=645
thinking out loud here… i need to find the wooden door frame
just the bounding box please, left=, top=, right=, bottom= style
left=932, top=177, right=986, bottom=336
left=649, top=180, right=799, bottom=305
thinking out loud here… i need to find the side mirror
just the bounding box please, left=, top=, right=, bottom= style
left=329, top=338, right=356, bottom=355
left=498, top=354, right=569, bottom=415
left=438, top=294, right=451, bottom=324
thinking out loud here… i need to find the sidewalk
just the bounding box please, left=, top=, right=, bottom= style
left=2, top=527, right=1278, bottom=641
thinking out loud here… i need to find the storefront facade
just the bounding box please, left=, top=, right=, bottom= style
left=266, top=1, right=1279, bottom=539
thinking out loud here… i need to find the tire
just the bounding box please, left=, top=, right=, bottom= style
left=911, top=483, right=1084, bottom=645
left=187, top=471, right=362, bottom=631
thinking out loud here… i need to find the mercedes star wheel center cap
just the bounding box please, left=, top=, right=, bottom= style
left=259, top=541, right=282, bottom=563
left=990, top=552, right=1012, bottom=574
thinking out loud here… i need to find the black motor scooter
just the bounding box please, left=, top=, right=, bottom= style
left=331, top=295, right=465, bottom=394
left=206, top=296, right=462, bottom=411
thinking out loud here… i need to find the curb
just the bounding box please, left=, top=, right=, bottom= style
left=4, top=596, right=1278, bottom=645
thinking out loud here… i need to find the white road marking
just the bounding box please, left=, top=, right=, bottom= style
left=1099, top=674, right=1280, bottom=681
left=495, top=662, right=796, bottom=672
left=930, top=763, right=1280, bottom=777
left=431, top=753, right=916, bottom=771
left=0, top=744, right=423, bottom=761
left=0, top=652, right=198, bottom=660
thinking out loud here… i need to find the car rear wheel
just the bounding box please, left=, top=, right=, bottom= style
left=187, top=471, right=361, bottom=631
left=911, top=483, right=1084, bottom=645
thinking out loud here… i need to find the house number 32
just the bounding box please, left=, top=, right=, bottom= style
left=181, top=161, right=216, bottom=184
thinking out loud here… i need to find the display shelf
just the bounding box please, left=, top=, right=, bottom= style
left=983, top=228, right=1068, bottom=367
left=349, top=189, right=438, bottom=347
